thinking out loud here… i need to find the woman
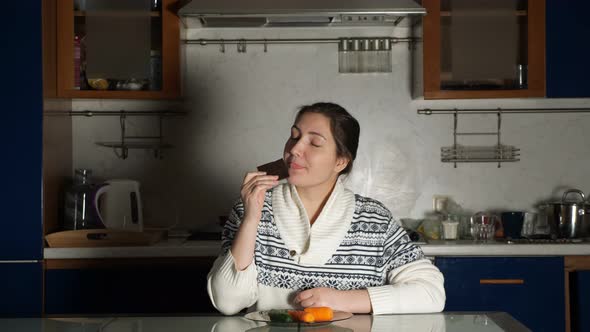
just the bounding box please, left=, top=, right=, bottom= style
left=207, top=102, right=445, bottom=315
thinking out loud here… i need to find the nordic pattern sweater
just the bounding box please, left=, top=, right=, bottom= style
left=207, top=179, right=445, bottom=315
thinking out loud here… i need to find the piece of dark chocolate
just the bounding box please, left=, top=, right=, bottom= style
left=257, top=158, right=289, bottom=180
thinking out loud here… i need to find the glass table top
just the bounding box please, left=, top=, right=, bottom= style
left=0, top=312, right=530, bottom=332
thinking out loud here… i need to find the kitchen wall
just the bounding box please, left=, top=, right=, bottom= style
left=71, top=26, right=590, bottom=231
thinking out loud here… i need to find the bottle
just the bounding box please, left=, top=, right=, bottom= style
left=63, top=169, right=105, bottom=230
left=338, top=39, right=349, bottom=73
left=150, top=50, right=162, bottom=90
left=74, top=35, right=81, bottom=89
left=351, top=39, right=360, bottom=73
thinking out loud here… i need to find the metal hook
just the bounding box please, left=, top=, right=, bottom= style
left=114, top=147, right=128, bottom=160
left=453, top=109, right=458, bottom=168
left=497, top=108, right=502, bottom=168
left=158, top=115, right=164, bottom=160
left=220, top=39, right=225, bottom=53
left=117, top=112, right=128, bottom=159
left=237, top=39, right=247, bottom=53
left=263, top=39, right=268, bottom=52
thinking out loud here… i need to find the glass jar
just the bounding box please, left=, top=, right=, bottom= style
left=423, top=213, right=442, bottom=240
left=442, top=221, right=459, bottom=240
left=63, top=169, right=105, bottom=230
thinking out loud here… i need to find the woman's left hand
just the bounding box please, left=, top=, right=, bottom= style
left=293, top=287, right=343, bottom=311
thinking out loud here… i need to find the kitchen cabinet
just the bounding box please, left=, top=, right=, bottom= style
left=0, top=263, right=43, bottom=316
left=546, top=0, right=590, bottom=98
left=45, top=258, right=217, bottom=315
left=55, top=0, right=180, bottom=99
left=572, top=271, right=590, bottom=332
left=435, top=257, right=564, bottom=332
left=565, top=256, right=590, bottom=332
left=1, top=0, right=43, bottom=263
left=422, top=0, right=545, bottom=99
left=0, top=1, right=44, bottom=316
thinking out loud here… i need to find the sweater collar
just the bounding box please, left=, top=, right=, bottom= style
left=271, top=177, right=356, bottom=266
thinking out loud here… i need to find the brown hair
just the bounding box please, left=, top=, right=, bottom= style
left=295, top=102, right=360, bottom=175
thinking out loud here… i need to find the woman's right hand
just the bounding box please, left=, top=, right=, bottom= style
left=240, top=172, right=279, bottom=222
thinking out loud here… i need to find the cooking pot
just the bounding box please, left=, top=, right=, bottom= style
left=539, top=189, right=590, bottom=239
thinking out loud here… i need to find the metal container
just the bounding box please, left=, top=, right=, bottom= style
left=540, top=189, right=590, bottom=239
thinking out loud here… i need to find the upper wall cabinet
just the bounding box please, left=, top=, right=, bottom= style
left=56, top=0, right=180, bottom=99
left=546, top=1, right=590, bottom=98
left=422, top=0, right=545, bottom=99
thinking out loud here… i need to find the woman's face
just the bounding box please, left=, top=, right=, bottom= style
left=283, top=112, right=348, bottom=188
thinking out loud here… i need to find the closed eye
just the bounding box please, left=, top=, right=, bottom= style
left=311, top=137, right=324, bottom=147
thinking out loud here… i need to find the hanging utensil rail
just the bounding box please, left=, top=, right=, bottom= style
left=418, top=107, right=590, bottom=115
left=184, top=37, right=416, bottom=45
left=184, top=36, right=419, bottom=53
left=46, top=110, right=186, bottom=117
left=47, top=110, right=186, bottom=159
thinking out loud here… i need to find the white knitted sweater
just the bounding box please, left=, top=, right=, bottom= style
left=207, top=179, right=445, bottom=315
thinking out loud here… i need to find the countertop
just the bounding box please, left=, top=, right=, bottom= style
left=0, top=312, right=529, bottom=332
left=43, top=238, right=590, bottom=259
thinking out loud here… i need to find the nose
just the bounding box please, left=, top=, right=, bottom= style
left=288, top=138, right=304, bottom=157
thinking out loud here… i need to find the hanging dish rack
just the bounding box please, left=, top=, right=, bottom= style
left=48, top=110, right=186, bottom=159
left=418, top=107, right=590, bottom=168
left=441, top=110, right=519, bottom=168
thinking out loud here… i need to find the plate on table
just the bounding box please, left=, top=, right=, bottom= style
left=245, top=310, right=353, bottom=327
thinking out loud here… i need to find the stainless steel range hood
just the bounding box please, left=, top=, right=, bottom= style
left=178, top=0, right=426, bottom=28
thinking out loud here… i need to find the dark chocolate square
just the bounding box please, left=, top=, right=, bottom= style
left=257, top=159, right=289, bottom=180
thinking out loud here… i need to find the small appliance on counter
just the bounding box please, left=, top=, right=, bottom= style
left=94, top=179, right=144, bottom=232
left=62, top=169, right=143, bottom=232
left=50, top=170, right=149, bottom=248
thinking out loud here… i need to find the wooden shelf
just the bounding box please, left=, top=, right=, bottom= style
left=440, top=10, right=527, bottom=17
left=74, top=10, right=161, bottom=17
left=424, top=89, right=544, bottom=99
left=59, top=90, right=180, bottom=99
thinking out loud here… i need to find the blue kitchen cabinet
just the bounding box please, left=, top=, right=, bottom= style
left=0, top=0, right=43, bottom=261
left=546, top=1, right=590, bottom=97
left=435, top=257, right=564, bottom=332
left=45, top=258, right=217, bottom=314
left=0, top=263, right=43, bottom=317
left=571, top=270, right=590, bottom=332
left=0, top=1, right=44, bottom=317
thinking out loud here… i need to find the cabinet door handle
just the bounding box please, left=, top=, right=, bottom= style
left=480, top=279, right=524, bottom=285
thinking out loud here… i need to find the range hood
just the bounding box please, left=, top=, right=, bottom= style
left=178, top=0, right=426, bottom=28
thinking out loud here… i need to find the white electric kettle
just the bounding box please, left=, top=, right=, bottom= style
left=94, top=179, right=144, bottom=232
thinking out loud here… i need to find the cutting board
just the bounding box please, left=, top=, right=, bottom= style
left=45, top=229, right=165, bottom=248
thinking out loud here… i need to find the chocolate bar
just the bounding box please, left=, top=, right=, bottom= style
left=257, top=159, right=289, bottom=180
